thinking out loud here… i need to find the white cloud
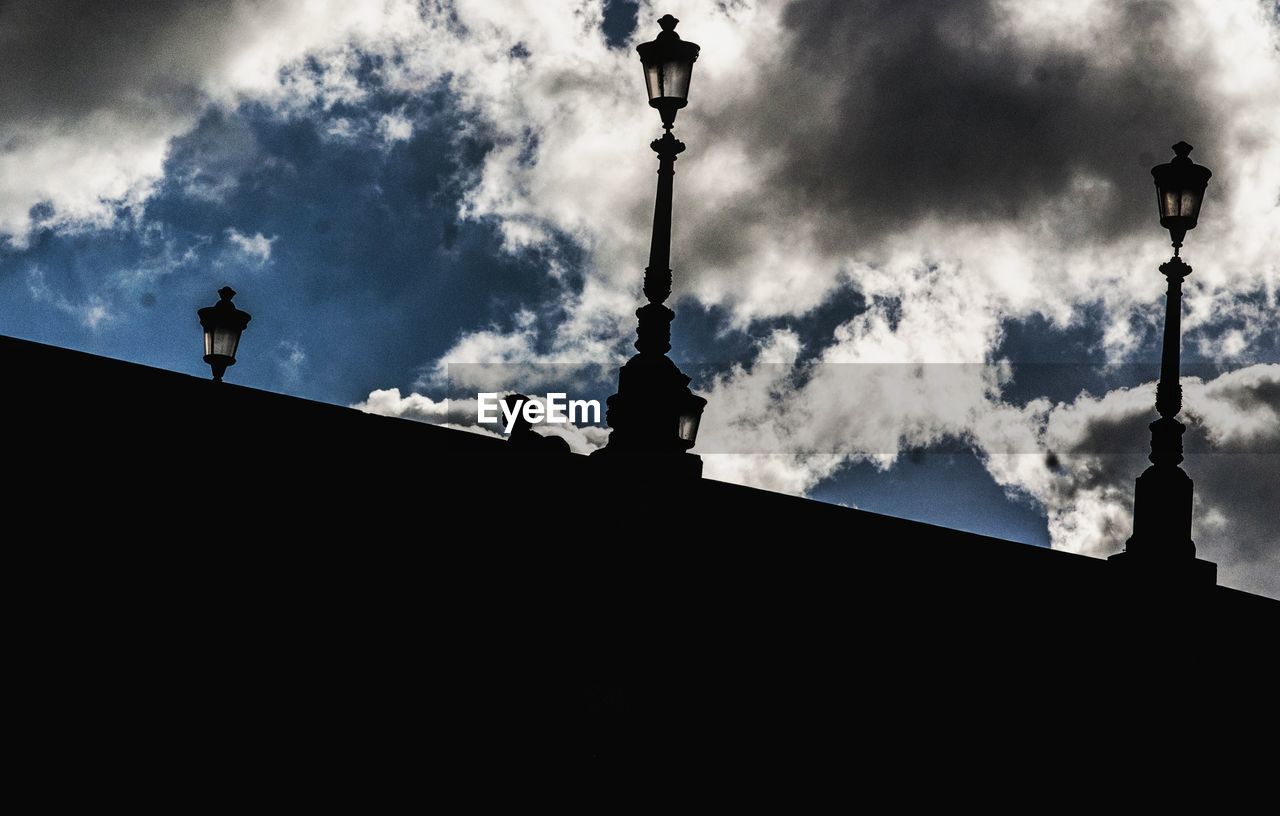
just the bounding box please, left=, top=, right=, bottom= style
left=354, top=387, right=503, bottom=439
left=225, top=228, right=277, bottom=265
left=355, top=387, right=468, bottom=423
left=701, top=453, right=849, bottom=497
left=378, top=110, right=414, bottom=144
left=0, top=114, right=174, bottom=243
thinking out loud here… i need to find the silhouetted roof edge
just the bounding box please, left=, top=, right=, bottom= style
left=6, top=332, right=1276, bottom=606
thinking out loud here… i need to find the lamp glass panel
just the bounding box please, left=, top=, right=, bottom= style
left=661, top=60, right=691, bottom=101
left=678, top=410, right=701, bottom=444
left=644, top=62, right=662, bottom=101
left=645, top=60, right=692, bottom=102
left=211, top=326, right=241, bottom=358
left=1181, top=189, right=1201, bottom=222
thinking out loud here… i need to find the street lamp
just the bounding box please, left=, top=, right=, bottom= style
left=1111, top=142, right=1215, bottom=584
left=637, top=14, right=700, bottom=129
left=197, top=286, right=251, bottom=382
left=594, top=15, right=706, bottom=477
left=1151, top=141, right=1211, bottom=255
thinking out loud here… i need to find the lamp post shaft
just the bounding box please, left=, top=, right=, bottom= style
left=1155, top=257, right=1189, bottom=421
left=635, top=132, right=684, bottom=357
left=645, top=132, right=683, bottom=301
left=1148, top=256, right=1191, bottom=470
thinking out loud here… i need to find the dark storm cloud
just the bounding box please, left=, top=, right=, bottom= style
left=0, top=0, right=239, bottom=125
left=713, top=0, right=1223, bottom=249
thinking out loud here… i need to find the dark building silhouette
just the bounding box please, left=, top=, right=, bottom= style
left=6, top=333, right=1276, bottom=788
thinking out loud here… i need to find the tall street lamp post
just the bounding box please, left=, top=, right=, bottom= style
left=595, top=15, right=707, bottom=477
left=1111, top=142, right=1216, bottom=584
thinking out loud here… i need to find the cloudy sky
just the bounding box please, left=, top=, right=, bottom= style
left=2, top=0, right=1277, bottom=597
